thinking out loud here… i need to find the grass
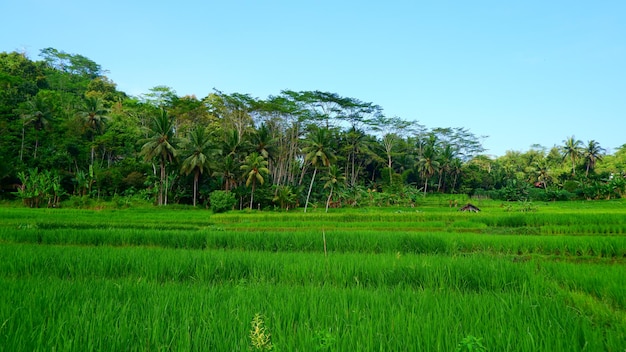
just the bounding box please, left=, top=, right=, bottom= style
left=0, top=199, right=624, bottom=351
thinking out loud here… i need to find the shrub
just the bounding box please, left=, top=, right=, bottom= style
left=210, top=190, right=236, bottom=213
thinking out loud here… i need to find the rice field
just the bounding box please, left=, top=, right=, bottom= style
left=0, top=199, right=625, bottom=351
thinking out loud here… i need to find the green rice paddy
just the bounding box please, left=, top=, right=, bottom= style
left=0, top=199, right=624, bottom=351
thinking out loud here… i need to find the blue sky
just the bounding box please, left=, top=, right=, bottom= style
left=2, top=0, right=624, bottom=156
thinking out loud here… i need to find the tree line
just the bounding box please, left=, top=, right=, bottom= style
left=1, top=49, right=625, bottom=209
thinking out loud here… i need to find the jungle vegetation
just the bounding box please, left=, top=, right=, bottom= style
left=1, top=49, right=625, bottom=209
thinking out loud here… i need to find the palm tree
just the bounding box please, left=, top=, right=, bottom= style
left=533, top=161, right=551, bottom=190
left=449, top=158, right=463, bottom=193
left=78, top=96, right=109, bottom=166
left=20, top=95, right=53, bottom=160
left=342, top=127, right=371, bottom=187
left=240, top=152, right=269, bottom=210
left=213, top=154, right=239, bottom=191
left=322, top=165, right=345, bottom=212
left=583, top=140, right=605, bottom=177
left=417, top=145, right=439, bottom=196
left=561, top=136, right=583, bottom=176
left=140, top=109, right=177, bottom=205
left=437, top=144, right=456, bottom=192
left=302, top=127, right=335, bottom=212
left=180, top=127, right=215, bottom=206
left=273, top=185, right=297, bottom=210
left=251, top=123, right=277, bottom=161
left=222, top=128, right=245, bottom=158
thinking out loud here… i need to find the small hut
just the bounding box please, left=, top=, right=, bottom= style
left=459, top=203, right=481, bottom=212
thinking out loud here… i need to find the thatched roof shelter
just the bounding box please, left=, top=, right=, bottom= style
left=459, top=203, right=480, bottom=212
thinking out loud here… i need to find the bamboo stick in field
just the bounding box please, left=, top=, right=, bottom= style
left=323, top=229, right=327, bottom=257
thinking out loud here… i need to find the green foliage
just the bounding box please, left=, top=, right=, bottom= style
left=210, top=190, right=236, bottom=213
left=455, top=335, right=487, bottom=352
left=0, top=203, right=625, bottom=350
left=14, top=168, right=65, bottom=207
left=0, top=48, right=623, bottom=207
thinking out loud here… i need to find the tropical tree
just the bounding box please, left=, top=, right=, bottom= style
left=273, top=185, right=297, bottom=210
left=20, top=94, right=53, bottom=160
left=78, top=96, right=109, bottom=165
left=341, top=126, right=374, bottom=188
left=180, top=126, right=215, bottom=206
left=322, top=165, right=345, bottom=212
left=140, top=109, right=177, bottom=205
left=213, top=154, right=239, bottom=191
left=416, top=136, right=440, bottom=195
left=533, top=161, right=551, bottom=190
left=561, top=136, right=583, bottom=176
left=583, top=140, right=605, bottom=177
left=437, top=143, right=457, bottom=192
left=240, top=152, right=269, bottom=210
left=302, top=127, right=335, bottom=212
left=251, top=123, right=277, bottom=161
left=372, top=116, right=414, bottom=185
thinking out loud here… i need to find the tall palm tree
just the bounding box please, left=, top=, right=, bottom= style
left=342, top=127, right=370, bottom=187
left=78, top=96, right=109, bottom=166
left=180, top=127, right=215, bottom=206
left=213, top=154, right=239, bottom=191
left=21, top=95, right=53, bottom=160
left=437, top=144, right=456, bottom=192
left=322, top=165, right=345, bottom=212
left=449, top=158, right=463, bottom=193
left=140, top=109, right=177, bottom=205
left=251, top=123, right=277, bottom=161
left=533, top=161, right=551, bottom=190
left=222, top=129, right=245, bottom=158
left=583, top=140, right=605, bottom=177
left=302, top=127, right=335, bottom=212
left=417, top=144, right=439, bottom=196
left=561, top=136, right=583, bottom=176
left=240, top=152, right=269, bottom=210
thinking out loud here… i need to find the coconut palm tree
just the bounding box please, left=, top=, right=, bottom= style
left=140, top=109, right=177, bottom=205
left=583, top=140, right=605, bottom=177
left=302, top=127, right=335, bottom=212
left=416, top=136, right=440, bottom=196
left=533, top=161, right=551, bottom=190
left=20, top=94, right=53, bottom=160
left=240, top=152, right=269, bottom=210
left=251, top=123, right=277, bottom=161
left=180, top=127, right=215, bottom=206
left=437, top=144, right=456, bottom=192
left=322, top=165, right=345, bottom=212
left=561, top=136, right=583, bottom=176
left=342, top=126, right=371, bottom=187
left=78, top=96, right=109, bottom=166
left=213, top=154, right=239, bottom=191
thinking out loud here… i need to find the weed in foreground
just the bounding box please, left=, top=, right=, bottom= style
left=455, top=335, right=487, bottom=352
left=249, top=313, right=273, bottom=351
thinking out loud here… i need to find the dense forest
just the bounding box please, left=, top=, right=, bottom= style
left=1, top=49, right=625, bottom=210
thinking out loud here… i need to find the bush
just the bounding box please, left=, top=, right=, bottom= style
left=210, top=190, right=236, bottom=213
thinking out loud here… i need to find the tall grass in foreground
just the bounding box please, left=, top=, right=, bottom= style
left=1, top=277, right=624, bottom=351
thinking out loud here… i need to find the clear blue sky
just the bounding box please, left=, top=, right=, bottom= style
left=2, top=0, right=625, bottom=156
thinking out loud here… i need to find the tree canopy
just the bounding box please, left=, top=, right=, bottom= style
left=1, top=49, right=624, bottom=208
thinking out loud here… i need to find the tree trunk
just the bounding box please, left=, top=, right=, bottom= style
left=304, top=167, right=317, bottom=213
left=159, top=159, right=165, bottom=206
left=20, top=126, right=25, bottom=161
left=250, top=181, right=255, bottom=210
left=325, top=186, right=333, bottom=213
left=193, top=170, right=199, bottom=207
